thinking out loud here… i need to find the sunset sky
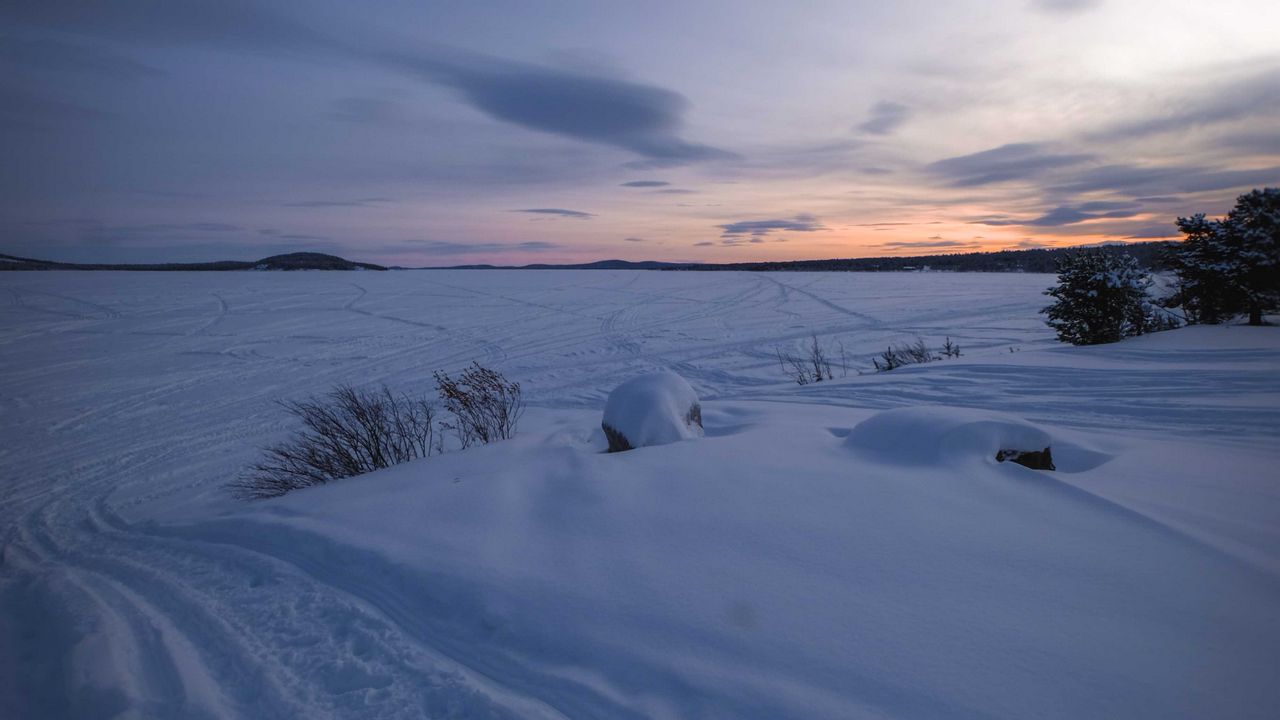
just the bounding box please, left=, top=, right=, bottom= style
left=3, top=0, right=1279, bottom=265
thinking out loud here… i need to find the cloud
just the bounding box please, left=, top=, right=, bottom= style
left=1121, top=225, right=1180, bottom=239
left=0, top=85, right=109, bottom=131
left=84, top=222, right=243, bottom=240
left=53, top=221, right=258, bottom=255
left=881, top=240, right=979, bottom=249
left=1030, top=0, right=1102, bottom=13
left=1074, top=200, right=1137, bottom=212
left=1007, top=217, right=1182, bottom=240
left=860, top=167, right=894, bottom=175
left=167, top=222, right=239, bottom=232
left=1092, top=68, right=1280, bottom=141
left=971, top=201, right=1141, bottom=227
left=857, top=101, right=910, bottom=135
left=718, top=214, right=825, bottom=238
left=393, top=52, right=737, bottom=166
left=854, top=221, right=923, bottom=227
left=1218, top=131, right=1280, bottom=156
left=623, top=237, right=646, bottom=242
left=656, top=188, right=697, bottom=194
left=732, top=138, right=864, bottom=178
left=1025, top=207, right=1114, bottom=226
left=513, top=208, right=594, bottom=219
left=620, top=180, right=669, bottom=187
left=284, top=197, right=393, bottom=208
left=0, top=0, right=327, bottom=51
left=328, top=97, right=402, bottom=125
left=0, top=35, right=161, bottom=79
left=404, top=239, right=561, bottom=255
left=927, top=143, right=1094, bottom=186
left=1051, top=164, right=1280, bottom=195
left=693, top=241, right=714, bottom=247
left=5, top=3, right=733, bottom=166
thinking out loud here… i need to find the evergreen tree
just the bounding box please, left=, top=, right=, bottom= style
left=1166, top=188, right=1280, bottom=325
left=1042, top=250, right=1154, bottom=345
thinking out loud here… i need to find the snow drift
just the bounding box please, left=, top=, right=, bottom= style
left=601, top=371, right=703, bottom=452
left=845, top=406, right=1113, bottom=473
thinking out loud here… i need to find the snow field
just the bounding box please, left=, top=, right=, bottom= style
left=2, top=270, right=1278, bottom=719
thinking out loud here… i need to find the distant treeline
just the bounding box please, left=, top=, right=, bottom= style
left=444, top=241, right=1174, bottom=273
left=681, top=241, right=1173, bottom=273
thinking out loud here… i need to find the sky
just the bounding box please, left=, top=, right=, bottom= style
left=2, top=0, right=1279, bottom=266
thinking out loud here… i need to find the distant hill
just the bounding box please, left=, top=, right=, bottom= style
left=252, top=253, right=386, bottom=271
left=432, top=241, right=1177, bottom=273
left=0, top=251, right=387, bottom=272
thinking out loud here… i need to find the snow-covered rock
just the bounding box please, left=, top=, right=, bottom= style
left=601, top=371, right=703, bottom=452
left=845, top=406, right=1053, bottom=467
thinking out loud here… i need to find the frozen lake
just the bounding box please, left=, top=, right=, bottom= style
left=2, top=270, right=1058, bottom=516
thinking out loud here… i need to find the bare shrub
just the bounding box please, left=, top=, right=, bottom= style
left=232, top=385, right=438, bottom=500
left=434, top=362, right=524, bottom=449
left=777, top=335, right=847, bottom=385
left=872, top=338, right=950, bottom=372
left=902, top=338, right=935, bottom=364
left=872, top=346, right=904, bottom=372
left=941, top=337, right=962, bottom=358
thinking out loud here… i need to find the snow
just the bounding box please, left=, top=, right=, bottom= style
left=601, top=371, right=703, bottom=451
left=846, top=406, right=1052, bottom=465
left=2, top=270, right=1279, bottom=719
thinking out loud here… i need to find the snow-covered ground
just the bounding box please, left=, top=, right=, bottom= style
left=2, top=270, right=1278, bottom=719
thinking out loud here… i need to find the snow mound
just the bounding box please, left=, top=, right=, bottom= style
left=846, top=406, right=1083, bottom=469
left=601, top=371, right=703, bottom=452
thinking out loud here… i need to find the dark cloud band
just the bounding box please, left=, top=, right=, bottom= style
left=513, top=208, right=595, bottom=219
left=718, top=214, right=824, bottom=238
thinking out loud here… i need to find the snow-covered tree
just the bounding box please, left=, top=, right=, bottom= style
left=1042, top=250, right=1154, bottom=345
left=1166, top=188, right=1280, bottom=326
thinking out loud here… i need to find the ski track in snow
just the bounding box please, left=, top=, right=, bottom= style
left=2, top=270, right=1277, bottom=719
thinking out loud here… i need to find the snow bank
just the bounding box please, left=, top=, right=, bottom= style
left=170, top=401, right=1280, bottom=719
left=601, top=371, right=703, bottom=451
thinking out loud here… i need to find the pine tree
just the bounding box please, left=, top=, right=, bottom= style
left=1042, top=250, right=1154, bottom=345
left=1166, top=188, right=1280, bottom=325
left=1224, top=188, right=1280, bottom=325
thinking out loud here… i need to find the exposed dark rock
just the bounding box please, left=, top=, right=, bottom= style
left=602, top=423, right=633, bottom=453
left=686, top=403, right=702, bottom=429
left=996, top=447, right=1055, bottom=471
